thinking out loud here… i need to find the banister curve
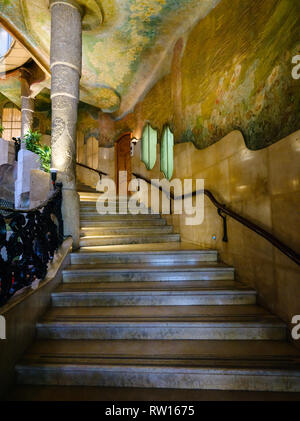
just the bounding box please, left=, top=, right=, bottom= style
left=132, top=172, right=300, bottom=266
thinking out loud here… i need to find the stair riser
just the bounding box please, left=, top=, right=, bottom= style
left=63, top=270, right=234, bottom=283
left=36, top=325, right=286, bottom=341
left=51, top=293, right=256, bottom=307
left=80, top=219, right=167, bottom=227
left=16, top=367, right=300, bottom=392
left=79, top=235, right=180, bottom=247
left=70, top=253, right=218, bottom=265
left=80, top=227, right=173, bottom=236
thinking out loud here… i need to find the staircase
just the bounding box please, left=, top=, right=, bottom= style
left=15, top=190, right=300, bottom=393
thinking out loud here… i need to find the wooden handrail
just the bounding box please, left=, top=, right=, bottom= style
left=76, top=162, right=108, bottom=177
left=132, top=172, right=300, bottom=266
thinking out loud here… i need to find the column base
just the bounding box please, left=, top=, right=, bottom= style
left=62, top=188, right=80, bottom=250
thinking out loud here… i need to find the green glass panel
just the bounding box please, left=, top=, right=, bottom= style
left=160, top=126, right=174, bottom=180
left=141, top=123, right=157, bottom=170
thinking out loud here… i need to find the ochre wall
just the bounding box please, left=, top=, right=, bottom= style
left=131, top=130, right=300, bottom=335
left=111, top=0, right=300, bottom=151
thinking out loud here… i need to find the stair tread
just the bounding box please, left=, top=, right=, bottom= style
left=77, top=242, right=212, bottom=253
left=39, top=304, right=283, bottom=325
left=80, top=226, right=172, bottom=230
left=54, top=281, right=254, bottom=294
left=80, top=233, right=178, bottom=238
left=64, top=262, right=232, bottom=272
left=17, top=339, right=300, bottom=370
left=80, top=227, right=173, bottom=235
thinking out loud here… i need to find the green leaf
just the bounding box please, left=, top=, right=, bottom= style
left=23, top=129, right=51, bottom=172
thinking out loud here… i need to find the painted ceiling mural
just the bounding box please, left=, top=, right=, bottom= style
left=0, top=0, right=221, bottom=112
left=112, top=0, right=300, bottom=150
left=0, top=0, right=299, bottom=150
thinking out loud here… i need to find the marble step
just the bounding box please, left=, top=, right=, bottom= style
left=16, top=339, right=300, bottom=391
left=80, top=225, right=173, bottom=237
left=51, top=282, right=256, bottom=307
left=62, top=263, right=234, bottom=283
left=80, top=213, right=161, bottom=221
left=36, top=305, right=286, bottom=340
left=71, top=247, right=218, bottom=265
left=80, top=219, right=167, bottom=227
left=79, top=195, right=133, bottom=203
left=8, top=385, right=300, bottom=401
left=79, top=233, right=181, bottom=247
left=80, top=206, right=149, bottom=214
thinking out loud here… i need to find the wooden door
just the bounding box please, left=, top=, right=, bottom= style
left=115, top=133, right=131, bottom=195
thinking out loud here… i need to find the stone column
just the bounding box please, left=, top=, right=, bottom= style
left=20, top=68, right=34, bottom=148
left=50, top=0, right=82, bottom=249
left=15, top=68, right=40, bottom=208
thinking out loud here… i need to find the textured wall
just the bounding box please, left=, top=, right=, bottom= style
left=112, top=0, right=300, bottom=151
left=131, top=129, right=300, bottom=331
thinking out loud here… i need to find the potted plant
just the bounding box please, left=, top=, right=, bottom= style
left=23, top=129, right=51, bottom=173
left=0, top=124, right=4, bottom=138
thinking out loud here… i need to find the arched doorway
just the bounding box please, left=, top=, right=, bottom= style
left=115, top=133, right=131, bottom=196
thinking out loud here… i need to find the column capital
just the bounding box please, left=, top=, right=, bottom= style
left=19, top=67, right=33, bottom=98
left=19, top=67, right=32, bottom=80
left=49, top=0, right=84, bottom=16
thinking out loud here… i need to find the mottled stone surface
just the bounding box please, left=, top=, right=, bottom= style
left=50, top=0, right=82, bottom=248
left=29, top=169, right=51, bottom=208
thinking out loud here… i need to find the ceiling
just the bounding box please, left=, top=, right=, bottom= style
left=0, top=0, right=220, bottom=115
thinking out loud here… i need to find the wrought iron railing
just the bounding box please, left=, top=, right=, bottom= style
left=0, top=183, right=64, bottom=306
left=12, top=136, right=21, bottom=161
left=132, top=172, right=300, bottom=267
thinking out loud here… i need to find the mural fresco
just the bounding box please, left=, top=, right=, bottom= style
left=0, top=0, right=220, bottom=113
left=113, top=0, right=300, bottom=150
left=0, top=0, right=299, bottom=150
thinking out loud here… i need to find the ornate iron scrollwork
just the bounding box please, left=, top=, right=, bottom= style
left=0, top=183, right=64, bottom=306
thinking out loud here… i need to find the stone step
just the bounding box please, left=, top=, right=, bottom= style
left=76, top=185, right=97, bottom=193
left=80, top=205, right=149, bottom=214
left=79, top=233, right=181, bottom=247
left=80, top=213, right=161, bottom=221
left=6, top=385, right=300, bottom=401
left=62, top=263, right=234, bottom=283
left=51, top=282, right=256, bottom=307
left=36, top=305, right=286, bottom=341
left=16, top=339, right=300, bottom=391
left=79, top=195, right=132, bottom=203
left=80, top=219, right=167, bottom=227
left=80, top=225, right=173, bottom=237
left=71, top=247, right=218, bottom=265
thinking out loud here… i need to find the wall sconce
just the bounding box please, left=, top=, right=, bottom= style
left=130, top=138, right=140, bottom=157
left=50, top=168, right=58, bottom=189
